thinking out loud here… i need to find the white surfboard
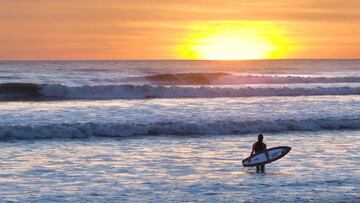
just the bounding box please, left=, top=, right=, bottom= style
left=242, top=146, right=291, bottom=167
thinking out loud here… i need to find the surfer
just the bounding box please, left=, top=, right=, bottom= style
left=251, top=134, right=267, bottom=173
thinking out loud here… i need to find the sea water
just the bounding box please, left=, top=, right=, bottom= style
left=0, top=60, right=359, bottom=202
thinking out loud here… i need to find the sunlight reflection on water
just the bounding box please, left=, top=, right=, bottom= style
left=0, top=131, right=359, bottom=202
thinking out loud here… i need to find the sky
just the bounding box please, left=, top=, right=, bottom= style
left=0, top=0, right=360, bottom=60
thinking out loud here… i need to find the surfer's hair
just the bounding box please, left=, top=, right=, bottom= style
left=258, top=133, right=264, bottom=142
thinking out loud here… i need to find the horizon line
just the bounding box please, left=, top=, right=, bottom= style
left=1, top=58, right=360, bottom=62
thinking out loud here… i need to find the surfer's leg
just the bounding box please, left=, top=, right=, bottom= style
left=260, top=165, right=265, bottom=173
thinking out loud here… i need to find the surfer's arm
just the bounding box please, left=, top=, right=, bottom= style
left=250, top=144, right=255, bottom=156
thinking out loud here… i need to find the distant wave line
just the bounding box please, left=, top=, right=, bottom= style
left=125, top=72, right=360, bottom=85
left=0, top=117, right=359, bottom=140
left=1, top=83, right=360, bottom=101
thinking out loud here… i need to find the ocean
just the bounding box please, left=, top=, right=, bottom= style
left=0, top=60, right=359, bottom=202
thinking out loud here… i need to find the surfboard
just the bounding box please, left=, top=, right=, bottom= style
left=242, top=146, right=291, bottom=167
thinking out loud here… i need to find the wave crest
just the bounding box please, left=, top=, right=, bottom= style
left=1, top=82, right=360, bottom=101
left=0, top=83, right=41, bottom=100
left=0, top=118, right=359, bottom=140
left=125, top=72, right=360, bottom=85
left=40, top=84, right=360, bottom=99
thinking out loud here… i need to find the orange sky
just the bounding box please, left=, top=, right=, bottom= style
left=0, top=0, right=359, bottom=60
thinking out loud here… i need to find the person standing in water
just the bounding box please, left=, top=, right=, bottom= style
left=250, top=134, right=267, bottom=173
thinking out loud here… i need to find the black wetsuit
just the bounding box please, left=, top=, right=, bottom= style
left=254, top=142, right=266, bottom=153
left=253, top=141, right=266, bottom=173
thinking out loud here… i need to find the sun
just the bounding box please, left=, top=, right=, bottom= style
left=176, top=21, right=293, bottom=60
left=190, top=35, right=274, bottom=60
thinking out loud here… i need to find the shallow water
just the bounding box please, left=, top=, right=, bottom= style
left=0, top=131, right=359, bottom=202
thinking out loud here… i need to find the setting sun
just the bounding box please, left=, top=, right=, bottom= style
left=176, top=22, right=294, bottom=60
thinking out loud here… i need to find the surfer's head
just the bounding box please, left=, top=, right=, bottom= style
left=258, top=134, right=264, bottom=142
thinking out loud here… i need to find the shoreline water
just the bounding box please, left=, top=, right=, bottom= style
left=0, top=131, right=359, bottom=202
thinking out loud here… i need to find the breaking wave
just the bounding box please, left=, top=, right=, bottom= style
left=128, top=72, right=230, bottom=85
left=0, top=83, right=41, bottom=100
left=1, top=83, right=360, bottom=101
left=126, top=72, right=360, bottom=85
left=0, top=117, right=359, bottom=140
left=41, top=84, right=360, bottom=99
